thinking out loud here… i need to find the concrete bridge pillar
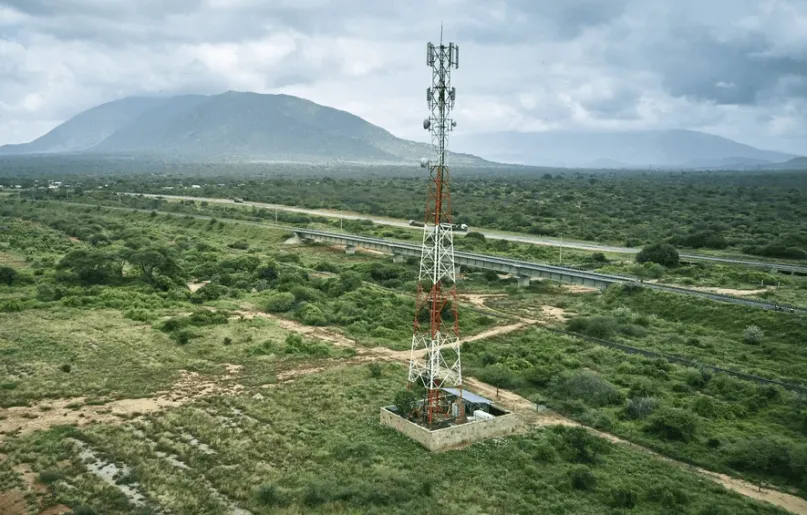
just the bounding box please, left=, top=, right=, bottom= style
left=516, top=275, right=531, bottom=288
left=454, top=265, right=461, bottom=278
left=392, top=253, right=405, bottom=264
left=345, top=244, right=357, bottom=255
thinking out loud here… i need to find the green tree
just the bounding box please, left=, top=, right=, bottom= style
left=127, top=246, right=182, bottom=285
left=57, top=248, right=121, bottom=284
left=636, top=242, right=679, bottom=267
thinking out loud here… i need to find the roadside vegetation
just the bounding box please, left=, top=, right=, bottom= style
left=26, top=167, right=805, bottom=260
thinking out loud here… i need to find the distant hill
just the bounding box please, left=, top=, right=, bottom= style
left=451, top=129, right=798, bottom=169
left=0, top=91, right=490, bottom=166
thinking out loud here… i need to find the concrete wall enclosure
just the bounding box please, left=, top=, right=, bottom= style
left=380, top=406, right=520, bottom=451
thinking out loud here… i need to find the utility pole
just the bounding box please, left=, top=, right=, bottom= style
left=559, top=234, right=563, bottom=265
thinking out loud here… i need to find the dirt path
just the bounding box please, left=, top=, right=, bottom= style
left=463, top=376, right=807, bottom=515
left=646, top=280, right=773, bottom=297
left=458, top=293, right=507, bottom=308
left=187, top=281, right=210, bottom=293
left=691, top=286, right=773, bottom=296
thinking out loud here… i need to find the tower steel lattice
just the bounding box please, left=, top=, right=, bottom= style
left=407, top=32, right=463, bottom=427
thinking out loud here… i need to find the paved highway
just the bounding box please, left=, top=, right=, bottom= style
left=129, top=193, right=807, bottom=274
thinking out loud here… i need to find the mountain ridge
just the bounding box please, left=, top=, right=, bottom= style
left=2, top=92, right=801, bottom=169
left=451, top=129, right=798, bottom=169
left=0, top=91, right=490, bottom=166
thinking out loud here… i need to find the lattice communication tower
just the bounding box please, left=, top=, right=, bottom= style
left=407, top=32, right=463, bottom=427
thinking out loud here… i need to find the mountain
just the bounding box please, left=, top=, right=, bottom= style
left=451, top=129, right=797, bottom=169
left=0, top=97, right=166, bottom=155
left=0, top=91, right=489, bottom=166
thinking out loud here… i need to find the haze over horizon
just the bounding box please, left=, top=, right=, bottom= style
left=1, top=0, right=805, bottom=156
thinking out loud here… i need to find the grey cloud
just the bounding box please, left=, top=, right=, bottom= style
left=1, top=0, right=806, bottom=154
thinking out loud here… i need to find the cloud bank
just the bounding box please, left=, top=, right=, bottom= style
left=0, top=0, right=805, bottom=153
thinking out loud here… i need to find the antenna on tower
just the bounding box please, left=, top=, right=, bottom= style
left=408, top=29, right=463, bottom=427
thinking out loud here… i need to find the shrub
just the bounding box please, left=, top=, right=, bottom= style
left=188, top=310, right=229, bottom=327
left=223, top=337, right=233, bottom=346
left=478, top=363, right=520, bottom=390
left=60, top=364, right=72, bottom=373
left=192, top=283, right=227, bottom=302
left=1, top=300, right=24, bottom=312
left=636, top=242, right=679, bottom=267
left=609, top=486, right=638, bottom=508
left=743, top=325, right=764, bottom=345
left=36, top=283, right=62, bottom=302
left=569, top=465, right=597, bottom=491
left=265, top=292, right=296, bottom=313
left=173, top=330, right=196, bottom=345
left=256, top=483, right=290, bottom=507
left=0, top=265, right=17, bottom=286
left=228, top=240, right=249, bottom=250
left=553, top=372, right=622, bottom=407
left=725, top=438, right=803, bottom=480
left=39, top=470, right=63, bottom=484
left=368, top=363, right=382, bottom=379
left=645, top=407, right=698, bottom=442
left=297, top=304, right=327, bottom=326
left=591, top=252, right=608, bottom=263
left=566, top=316, right=618, bottom=339
left=124, top=309, right=155, bottom=322
left=684, top=368, right=711, bottom=389
left=623, top=397, right=657, bottom=420
left=314, top=261, right=340, bottom=273
left=611, top=306, right=633, bottom=318
left=556, top=426, right=610, bottom=464
left=692, top=396, right=718, bottom=418
left=394, top=389, right=418, bottom=418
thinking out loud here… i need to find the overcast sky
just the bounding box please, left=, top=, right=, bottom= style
left=0, top=0, right=805, bottom=153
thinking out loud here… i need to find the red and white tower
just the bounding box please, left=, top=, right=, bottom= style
left=408, top=32, right=463, bottom=427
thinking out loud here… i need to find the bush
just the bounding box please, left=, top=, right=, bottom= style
left=296, top=304, right=327, bottom=326
left=124, top=309, right=155, bottom=322
left=394, top=389, right=418, bottom=418
left=36, top=283, right=63, bottom=302
left=228, top=240, right=249, bottom=250
left=1, top=300, right=24, bottom=312
left=60, top=364, right=72, bottom=373
left=743, top=325, right=764, bottom=345
left=609, top=486, right=638, bottom=508
left=725, top=438, right=804, bottom=480
left=636, top=242, right=679, bottom=267
left=368, top=363, right=382, bottom=379
left=556, top=426, right=610, bottom=464
left=553, top=372, right=622, bottom=407
left=173, top=330, right=196, bottom=345
left=623, top=397, right=657, bottom=420
left=265, top=292, right=296, bottom=313
left=256, top=483, right=290, bottom=507
left=223, top=337, right=233, bottom=346
left=566, top=316, right=618, bottom=339
left=692, top=396, right=718, bottom=418
left=39, top=470, right=63, bottom=484
left=569, top=465, right=597, bottom=491
left=645, top=407, right=698, bottom=442
left=0, top=265, right=17, bottom=286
